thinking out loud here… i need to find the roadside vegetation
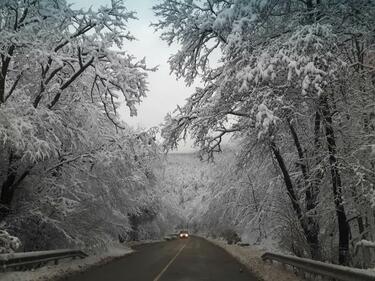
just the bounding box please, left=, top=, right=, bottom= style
left=1, top=0, right=374, bottom=272
left=0, top=0, right=178, bottom=253
left=155, top=0, right=375, bottom=267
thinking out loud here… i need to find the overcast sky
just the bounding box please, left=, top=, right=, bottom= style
left=72, top=0, right=197, bottom=152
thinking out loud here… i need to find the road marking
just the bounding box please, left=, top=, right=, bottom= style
left=153, top=242, right=188, bottom=281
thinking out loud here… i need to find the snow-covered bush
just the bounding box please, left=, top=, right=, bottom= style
left=0, top=230, right=21, bottom=253
left=221, top=229, right=241, bottom=245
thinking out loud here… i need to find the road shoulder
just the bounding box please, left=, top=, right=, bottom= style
left=204, top=237, right=303, bottom=281
left=0, top=241, right=155, bottom=281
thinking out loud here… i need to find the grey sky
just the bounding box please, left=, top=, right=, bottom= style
left=72, top=0, right=196, bottom=152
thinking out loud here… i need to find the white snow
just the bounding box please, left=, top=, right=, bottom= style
left=256, top=103, right=280, bottom=139
left=0, top=244, right=133, bottom=281
left=358, top=240, right=375, bottom=248
left=0, top=230, right=21, bottom=254
left=205, top=238, right=303, bottom=281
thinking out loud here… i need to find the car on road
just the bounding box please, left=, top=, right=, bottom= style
left=179, top=230, right=189, bottom=239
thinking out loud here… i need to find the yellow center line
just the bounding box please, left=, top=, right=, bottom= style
left=153, top=242, right=188, bottom=281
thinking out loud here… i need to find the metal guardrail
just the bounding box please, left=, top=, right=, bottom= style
left=0, top=249, right=88, bottom=271
left=262, top=252, right=375, bottom=281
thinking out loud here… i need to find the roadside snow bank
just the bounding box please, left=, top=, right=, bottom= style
left=127, top=239, right=163, bottom=247
left=206, top=238, right=302, bottom=281
left=0, top=244, right=133, bottom=281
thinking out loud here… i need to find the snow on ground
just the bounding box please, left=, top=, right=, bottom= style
left=355, top=239, right=375, bottom=248
left=206, top=238, right=303, bottom=281
left=126, top=239, right=163, bottom=247
left=0, top=244, right=133, bottom=281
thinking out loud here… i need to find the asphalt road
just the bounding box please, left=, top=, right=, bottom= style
left=63, top=236, right=260, bottom=281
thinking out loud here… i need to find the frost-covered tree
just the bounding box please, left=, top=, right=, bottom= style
left=155, top=0, right=375, bottom=265
left=0, top=0, right=175, bottom=250
left=158, top=153, right=214, bottom=222
left=0, top=0, right=150, bottom=214
left=4, top=121, right=164, bottom=250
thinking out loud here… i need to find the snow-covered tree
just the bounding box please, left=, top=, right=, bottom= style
left=0, top=0, right=150, bottom=213
left=0, top=0, right=173, bottom=250
left=155, top=0, right=375, bottom=265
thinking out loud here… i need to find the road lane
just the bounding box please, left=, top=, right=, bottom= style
left=63, top=236, right=260, bottom=281
left=153, top=242, right=187, bottom=281
left=159, top=236, right=256, bottom=281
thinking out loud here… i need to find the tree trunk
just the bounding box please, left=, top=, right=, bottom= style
left=0, top=75, right=5, bottom=104
left=288, top=120, right=321, bottom=260
left=307, top=111, right=324, bottom=259
left=270, top=140, right=303, bottom=219
left=270, top=140, right=320, bottom=259
left=321, top=97, right=351, bottom=265
left=0, top=152, right=30, bottom=221
left=0, top=46, right=15, bottom=104
left=0, top=173, right=17, bottom=206
left=0, top=155, right=17, bottom=220
left=357, top=216, right=366, bottom=239
left=128, top=214, right=139, bottom=241
left=1, top=151, right=16, bottom=205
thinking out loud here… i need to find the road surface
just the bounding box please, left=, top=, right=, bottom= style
left=63, top=236, right=260, bottom=281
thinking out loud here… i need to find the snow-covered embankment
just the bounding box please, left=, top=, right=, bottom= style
left=206, top=238, right=303, bottom=281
